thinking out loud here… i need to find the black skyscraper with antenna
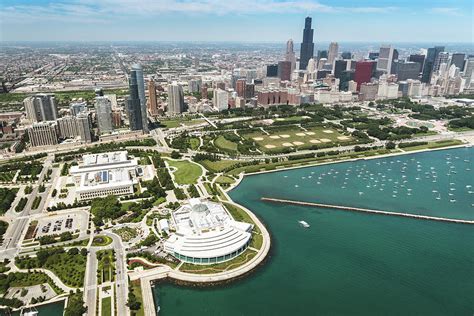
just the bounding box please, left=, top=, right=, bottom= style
left=299, top=17, right=314, bottom=70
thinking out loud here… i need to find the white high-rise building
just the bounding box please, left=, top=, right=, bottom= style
left=462, top=56, right=474, bottom=89
left=327, top=42, right=339, bottom=66
left=104, top=94, right=118, bottom=110
left=167, top=82, right=184, bottom=114
left=377, top=46, right=398, bottom=73
left=24, top=94, right=58, bottom=123
left=285, top=39, right=297, bottom=72
left=214, top=89, right=228, bottom=111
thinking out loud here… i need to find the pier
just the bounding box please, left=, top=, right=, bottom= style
left=261, top=197, right=474, bottom=225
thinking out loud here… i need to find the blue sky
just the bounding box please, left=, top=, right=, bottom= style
left=0, top=0, right=472, bottom=42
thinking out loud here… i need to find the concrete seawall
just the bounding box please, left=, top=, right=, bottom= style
left=261, top=197, right=474, bottom=225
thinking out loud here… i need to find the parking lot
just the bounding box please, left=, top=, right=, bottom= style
left=35, top=211, right=88, bottom=238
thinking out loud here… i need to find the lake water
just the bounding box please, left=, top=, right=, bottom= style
left=1, top=300, right=64, bottom=316
left=154, top=147, right=474, bottom=315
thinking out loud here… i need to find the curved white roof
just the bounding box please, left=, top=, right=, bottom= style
left=166, top=224, right=251, bottom=258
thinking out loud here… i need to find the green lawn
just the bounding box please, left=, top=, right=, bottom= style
left=101, top=296, right=112, bottom=316
left=130, top=280, right=144, bottom=316
left=189, top=138, right=200, bottom=150
left=402, top=139, right=464, bottom=152
left=215, top=175, right=235, bottom=185
left=199, top=160, right=240, bottom=173
left=222, top=202, right=260, bottom=233
left=214, top=135, right=238, bottom=152
left=97, top=249, right=115, bottom=284
left=167, top=160, right=202, bottom=185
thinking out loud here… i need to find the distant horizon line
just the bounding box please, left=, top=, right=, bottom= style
left=1, top=40, right=473, bottom=44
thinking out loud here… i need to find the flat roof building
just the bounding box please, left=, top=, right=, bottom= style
left=70, top=151, right=138, bottom=200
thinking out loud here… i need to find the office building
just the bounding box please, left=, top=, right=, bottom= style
left=327, top=42, right=339, bottom=66
left=127, top=70, right=144, bottom=131
left=214, top=89, right=228, bottom=111
left=317, top=50, right=327, bottom=60
left=236, top=79, right=247, bottom=98
left=57, top=114, right=92, bottom=143
left=131, top=64, right=148, bottom=133
left=257, top=89, right=288, bottom=106
left=201, top=84, right=209, bottom=100
left=168, top=82, right=185, bottom=114
left=95, top=96, right=113, bottom=134
left=354, top=61, right=375, bottom=90
left=164, top=199, right=253, bottom=265
left=266, top=64, right=278, bottom=77
left=341, top=51, right=352, bottom=59
left=392, top=61, right=421, bottom=81
left=188, top=78, right=202, bottom=93
left=409, top=54, right=425, bottom=73
left=147, top=80, right=159, bottom=116
left=245, top=84, right=255, bottom=99
left=24, top=94, right=58, bottom=123
left=27, top=121, right=58, bottom=147
left=285, top=39, right=297, bottom=72
left=70, top=101, right=87, bottom=117
left=105, top=94, right=118, bottom=110
left=434, top=52, right=449, bottom=73
left=377, top=46, right=398, bottom=73
left=451, top=53, right=466, bottom=71
left=359, top=83, right=379, bottom=101
left=462, top=56, right=474, bottom=89
left=299, top=17, right=315, bottom=70
left=278, top=61, right=292, bottom=81
left=368, top=52, right=379, bottom=60
left=422, top=46, right=445, bottom=83
left=334, top=60, right=348, bottom=79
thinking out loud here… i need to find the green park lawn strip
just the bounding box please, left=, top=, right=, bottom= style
left=225, top=148, right=394, bottom=176
left=130, top=280, right=145, bottom=316
left=179, top=249, right=257, bottom=274
left=101, top=296, right=112, bottom=316
left=215, top=175, right=235, bottom=185
left=249, top=232, right=263, bottom=250
left=198, top=160, right=240, bottom=173
left=166, top=160, right=202, bottom=185
left=402, top=139, right=464, bottom=152
left=97, top=250, right=115, bottom=284
left=214, top=135, right=239, bottom=152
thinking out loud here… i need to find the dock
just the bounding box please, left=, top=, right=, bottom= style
left=261, top=197, right=474, bottom=225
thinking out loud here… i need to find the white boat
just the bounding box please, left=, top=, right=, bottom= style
left=298, top=221, right=310, bottom=228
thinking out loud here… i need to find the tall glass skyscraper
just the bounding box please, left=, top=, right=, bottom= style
left=421, top=46, right=444, bottom=83
left=299, top=17, right=314, bottom=70
left=131, top=64, right=148, bottom=133
left=127, top=70, right=143, bottom=131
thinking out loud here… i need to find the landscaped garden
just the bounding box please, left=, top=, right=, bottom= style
left=15, top=247, right=87, bottom=287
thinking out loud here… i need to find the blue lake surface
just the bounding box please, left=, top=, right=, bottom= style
left=155, top=147, right=474, bottom=315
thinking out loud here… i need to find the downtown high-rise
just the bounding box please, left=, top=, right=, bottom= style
left=131, top=64, right=149, bottom=133
left=127, top=70, right=144, bottom=131
left=299, top=17, right=314, bottom=70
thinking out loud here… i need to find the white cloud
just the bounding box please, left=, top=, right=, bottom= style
left=430, top=7, right=462, bottom=16
left=1, top=0, right=398, bottom=23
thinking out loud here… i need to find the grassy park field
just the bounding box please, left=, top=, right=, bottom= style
left=166, top=159, right=202, bottom=185
left=240, top=125, right=354, bottom=152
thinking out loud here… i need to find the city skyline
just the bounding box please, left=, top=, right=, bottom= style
left=0, top=0, right=472, bottom=42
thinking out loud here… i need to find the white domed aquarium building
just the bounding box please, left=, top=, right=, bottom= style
left=163, top=198, right=253, bottom=265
